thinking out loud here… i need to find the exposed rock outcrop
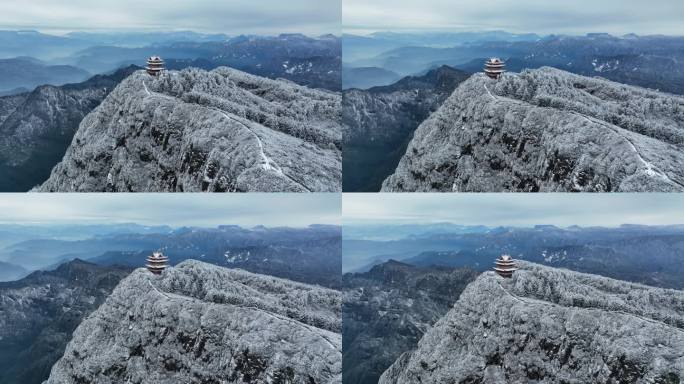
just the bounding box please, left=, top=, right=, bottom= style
left=0, top=65, right=138, bottom=191
left=0, top=260, right=131, bottom=384
left=379, top=262, right=684, bottom=383
left=343, top=66, right=470, bottom=191
left=44, top=260, right=342, bottom=384
left=382, top=67, right=684, bottom=192
left=342, top=260, right=478, bottom=384
left=38, top=67, right=341, bottom=192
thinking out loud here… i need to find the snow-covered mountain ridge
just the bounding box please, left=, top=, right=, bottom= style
left=44, top=260, right=342, bottom=383
left=38, top=67, right=341, bottom=192
left=383, top=67, right=684, bottom=192
left=379, top=262, right=684, bottom=383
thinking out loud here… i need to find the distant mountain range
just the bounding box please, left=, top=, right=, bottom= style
left=342, top=31, right=540, bottom=63
left=345, top=33, right=684, bottom=95
left=0, top=30, right=92, bottom=60
left=1, top=224, right=342, bottom=288
left=0, top=30, right=233, bottom=59
left=64, top=30, right=230, bottom=47
left=0, top=65, right=139, bottom=191
left=342, top=223, right=491, bottom=242
left=0, top=57, right=90, bottom=94
left=0, top=261, right=27, bottom=281
left=343, top=224, right=684, bottom=290
left=0, top=31, right=341, bottom=93
left=0, top=223, right=172, bottom=246
left=66, top=34, right=341, bottom=91
left=342, top=66, right=400, bottom=90
left=343, top=65, right=470, bottom=191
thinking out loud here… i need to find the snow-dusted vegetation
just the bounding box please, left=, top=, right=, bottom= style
left=383, top=67, right=684, bottom=192
left=0, top=66, right=138, bottom=191
left=342, top=261, right=478, bottom=384
left=342, top=66, right=470, bottom=191
left=379, top=262, right=684, bottom=383
left=45, top=260, right=342, bottom=384
left=38, top=67, right=341, bottom=192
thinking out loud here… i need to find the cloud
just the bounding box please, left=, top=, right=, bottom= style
left=0, top=0, right=340, bottom=35
left=343, top=194, right=684, bottom=227
left=0, top=194, right=340, bottom=228
left=343, top=0, right=684, bottom=35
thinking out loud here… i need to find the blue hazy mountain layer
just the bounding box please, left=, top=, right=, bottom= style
left=343, top=224, right=684, bottom=289
left=344, top=33, right=684, bottom=94
left=0, top=31, right=341, bottom=92
left=0, top=224, right=342, bottom=288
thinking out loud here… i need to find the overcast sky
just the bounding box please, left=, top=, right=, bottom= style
left=343, top=0, right=684, bottom=36
left=344, top=194, right=684, bottom=227
left=0, top=194, right=340, bottom=228
left=0, top=0, right=340, bottom=35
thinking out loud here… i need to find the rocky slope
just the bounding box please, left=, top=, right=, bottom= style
left=37, top=67, right=341, bottom=192
left=382, top=67, right=684, bottom=192
left=379, top=262, right=684, bottom=383
left=0, top=65, right=138, bottom=191
left=0, top=260, right=132, bottom=384
left=44, top=260, right=341, bottom=384
left=342, top=261, right=478, bottom=384
left=343, top=66, right=470, bottom=191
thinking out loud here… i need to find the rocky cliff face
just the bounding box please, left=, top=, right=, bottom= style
left=379, top=262, right=684, bottom=384
left=0, top=260, right=131, bottom=384
left=342, top=261, right=478, bottom=384
left=0, top=65, right=138, bottom=191
left=38, top=67, right=341, bottom=192
left=343, top=66, right=470, bottom=191
left=382, top=67, right=684, bottom=192
left=44, top=260, right=342, bottom=384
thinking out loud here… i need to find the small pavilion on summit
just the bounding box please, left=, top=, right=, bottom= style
left=146, top=251, right=169, bottom=275
left=494, top=254, right=517, bottom=278
left=146, top=56, right=165, bottom=76
left=484, top=58, right=506, bottom=79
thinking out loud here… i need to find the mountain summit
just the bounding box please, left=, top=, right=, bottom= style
left=38, top=67, right=342, bottom=192
left=379, top=262, right=684, bottom=383
left=44, top=260, right=342, bottom=383
left=382, top=67, right=684, bottom=192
